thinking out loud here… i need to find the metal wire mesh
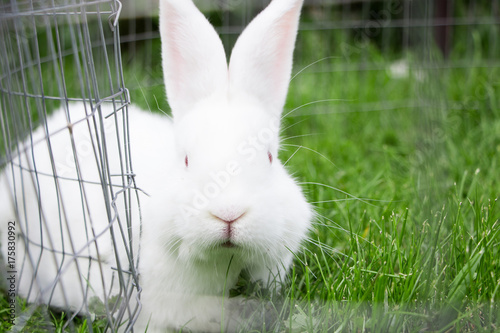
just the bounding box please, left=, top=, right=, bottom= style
left=117, top=0, right=500, bottom=117
left=0, top=0, right=141, bottom=331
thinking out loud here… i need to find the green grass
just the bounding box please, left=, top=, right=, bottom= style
left=273, top=28, right=500, bottom=331
left=2, top=15, right=500, bottom=333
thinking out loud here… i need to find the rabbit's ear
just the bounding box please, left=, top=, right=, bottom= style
left=160, top=0, right=228, bottom=119
left=228, top=0, right=303, bottom=116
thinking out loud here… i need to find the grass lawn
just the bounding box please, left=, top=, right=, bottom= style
left=1, top=9, right=499, bottom=333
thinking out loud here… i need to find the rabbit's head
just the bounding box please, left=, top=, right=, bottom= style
left=158, top=0, right=311, bottom=277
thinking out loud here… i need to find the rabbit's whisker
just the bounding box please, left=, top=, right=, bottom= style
left=281, top=133, right=320, bottom=142
left=283, top=145, right=302, bottom=166
left=300, top=181, right=375, bottom=207
left=312, top=213, right=382, bottom=250
left=289, top=56, right=339, bottom=82
left=282, top=99, right=352, bottom=119
left=282, top=143, right=337, bottom=169
left=280, top=119, right=308, bottom=133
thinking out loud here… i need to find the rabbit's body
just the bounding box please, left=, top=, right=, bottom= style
left=0, top=104, right=173, bottom=314
left=137, top=92, right=312, bottom=331
left=1, top=0, right=311, bottom=331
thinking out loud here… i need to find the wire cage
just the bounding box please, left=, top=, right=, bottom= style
left=1, top=0, right=499, bottom=331
left=0, top=0, right=141, bottom=331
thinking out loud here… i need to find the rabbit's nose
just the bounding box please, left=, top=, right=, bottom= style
left=210, top=209, right=246, bottom=224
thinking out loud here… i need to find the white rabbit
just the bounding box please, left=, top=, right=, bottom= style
left=0, top=0, right=311, bottom=331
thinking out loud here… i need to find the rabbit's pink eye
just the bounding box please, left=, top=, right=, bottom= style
left=185, top=155, right=189, bottom=167
left=268, top=151, right=273, bottom=164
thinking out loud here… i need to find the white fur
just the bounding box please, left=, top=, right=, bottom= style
left=0, top=0, right=310, bottom=332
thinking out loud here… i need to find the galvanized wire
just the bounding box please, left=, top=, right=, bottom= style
left=117, top=0, right=500, bottom=116
left=0, top=0, right=141, bottom=331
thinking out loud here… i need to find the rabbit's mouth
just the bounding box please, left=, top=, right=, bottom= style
left=220, top=240, right=236, bottom=248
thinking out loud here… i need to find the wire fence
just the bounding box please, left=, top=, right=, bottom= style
left=0, top=0, right=498, bottom=332
left=119, top=0, right=500, bottom=116
left=0, top=0, right=141, bottom=331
